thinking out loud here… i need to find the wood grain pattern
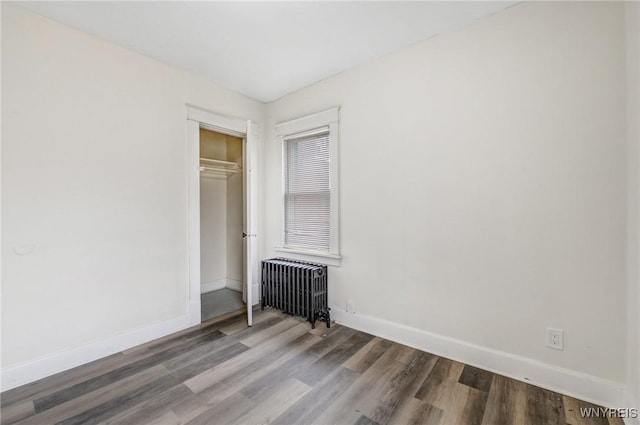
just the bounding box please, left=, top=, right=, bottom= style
left=175, top=333, right=321, bottom=423
left=525, top=385, right=566, bottom=425
left=458, top=365, right=494, bottom=393
left=343, top=338, right=393, bottom=374
left=309, top=343, right=416, bottom=425
left=270, top=367, right=359, bottom=425
left=368, top=351, right=437, bottom=424
left=452, top=384, right=489, bottom=425
left=414, top=357, right=465, bottom=410
left=354, top=414, right=380, bottom=425
left=295, top=330, right=375, bottom=386
left=0, top=310, right=618, bottom=425
left=389, top=398, right=444, bottom=425
left=14, top=365, right=169, bottom=425
left=563, top=396, right=626, bottom=425
left=0, top=401, right=33, bottom=425
left=481, top=374, right=527, bottom=425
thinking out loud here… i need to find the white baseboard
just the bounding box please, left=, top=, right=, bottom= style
left=202, top=278, right=244, bottom=294
left=201, top=278, right=227, bottom=294
left=331, top=307, right=625, bottom=409
left=226, top=278, right=243, bottom=292
left=624, top=389, right=640, bottom=425
left=0, top=313, right=190, bottom=392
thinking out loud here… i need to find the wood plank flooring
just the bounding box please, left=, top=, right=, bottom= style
left=0, top=310, right=623, bottom=425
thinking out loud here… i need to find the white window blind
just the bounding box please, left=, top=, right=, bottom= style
left=283, top=129, right=331, bottom=251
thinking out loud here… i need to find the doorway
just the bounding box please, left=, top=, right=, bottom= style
left=199, top=128, right=245, bottom=322
left=187, top=105, right=258, bottom=327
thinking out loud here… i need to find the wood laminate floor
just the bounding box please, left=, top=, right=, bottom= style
left=0, top=310, right=623, bottom=425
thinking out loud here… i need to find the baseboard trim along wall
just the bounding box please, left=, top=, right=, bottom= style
left=201, top=278, right=227, bottom=294
left=331, top=307, right=625, bottom=410
left=225, top=278, right=243, bottom=292
left=0, top=313, right=191, bottom=392
left=201, top=278, right=243, bottom=294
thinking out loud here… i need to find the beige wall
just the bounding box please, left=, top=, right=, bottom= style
left=626, top=0, right=640, bottom=411
left=200, top=129, right=227, bottom=289
left=199, top=128, right=228, bottom=162
left=1, top=4, right=264, bottom=378
left=225, top=136, right=244, bottom=286
left=200, top=176, right=227, bottom=289
left=263, top=1, right=627, bottom=385
left=227, top=173, right=244, bottom=285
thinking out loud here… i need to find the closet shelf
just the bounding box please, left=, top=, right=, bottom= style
left=199, top=158, right=241, bottom=178
left=199, top=158, right=241, bottom=170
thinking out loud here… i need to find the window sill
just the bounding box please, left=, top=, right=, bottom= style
left=273, top=247, right=342, bottom=267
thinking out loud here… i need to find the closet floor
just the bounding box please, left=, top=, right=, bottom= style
left=201, top=288, right=244, bottom=322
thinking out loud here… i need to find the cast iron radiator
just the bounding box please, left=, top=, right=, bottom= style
left=261, top=258, right=330, bottom=329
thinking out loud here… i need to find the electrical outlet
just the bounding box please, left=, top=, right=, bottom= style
left=546, top=328, right=564, bottom=350
left=347, top=299, right=355, bottom=314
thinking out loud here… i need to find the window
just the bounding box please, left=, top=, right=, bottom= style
left=275, top=108, right=340, bottom=265
left=284, top=129, right=330, bottom=251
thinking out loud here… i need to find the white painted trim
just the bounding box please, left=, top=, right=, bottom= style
left=226, top=278, right=243, bottom=292
left=245, top=120, right=260, bottom=323
left=201, top=278, right=243, bottom=294
left=187, top=119, right=202, bottom=326
left=275, top=107, right=341, bottom=260
left=275, top=107, right=339, bottom=137
left=0, top=314, right=190, bottom=392
left=274, top=247, right=342, bottom=267
left=624, top=389, right=640, bottom=425
left=187, top=106, right=260, bottom=328
left=331, top=307, right=625, bottom=409
left=201, top=278, right=227, bottom=294
left=186, top=105, right=247, bottom=136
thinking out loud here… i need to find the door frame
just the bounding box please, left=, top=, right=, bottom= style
left=186, top=104, right=258, bottom=326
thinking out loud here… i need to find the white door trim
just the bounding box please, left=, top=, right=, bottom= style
left=245, top=121, right=259, bottom=326
left=186, top=105, right=257, bottom=326
left=187, top=119, right=202, bottom=326
left=187, top=104, right=247, bottom=135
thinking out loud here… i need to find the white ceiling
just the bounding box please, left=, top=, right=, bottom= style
left=17, top=1, right=516, bottom=103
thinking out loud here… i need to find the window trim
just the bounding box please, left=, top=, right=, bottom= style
left=275, top=107, right=341, bottom=266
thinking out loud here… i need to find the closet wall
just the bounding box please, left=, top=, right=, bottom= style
left=226, top=141, right=244, bottom=292
left=200, top=129, right=244, bottom=294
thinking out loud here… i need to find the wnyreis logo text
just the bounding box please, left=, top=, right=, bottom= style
left=580, top=407, right=638, bottom=419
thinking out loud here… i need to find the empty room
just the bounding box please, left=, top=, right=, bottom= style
left=1, top=1, right=639, bottom=424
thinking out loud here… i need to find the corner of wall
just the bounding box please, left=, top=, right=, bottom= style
left=626, top=0, right=640, bottom=417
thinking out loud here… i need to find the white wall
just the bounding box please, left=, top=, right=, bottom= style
left=226, top=136, right=244, bottom=289
left=626, top=0, right=640, bottom=413
left=263, top=0, right=627, bottom=395
left=227, top=173, right=244, bottom=287
left=200, top=177, right=227, bottom=291
left=2, top=0, right=635, bottom=404
left=1, top=3, right=264, bottom=387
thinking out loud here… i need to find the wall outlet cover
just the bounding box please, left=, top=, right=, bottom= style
left=546, top=328, right=564, bottom=350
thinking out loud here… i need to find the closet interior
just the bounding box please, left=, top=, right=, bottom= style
left=199, top=128, right=245, bottom=322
